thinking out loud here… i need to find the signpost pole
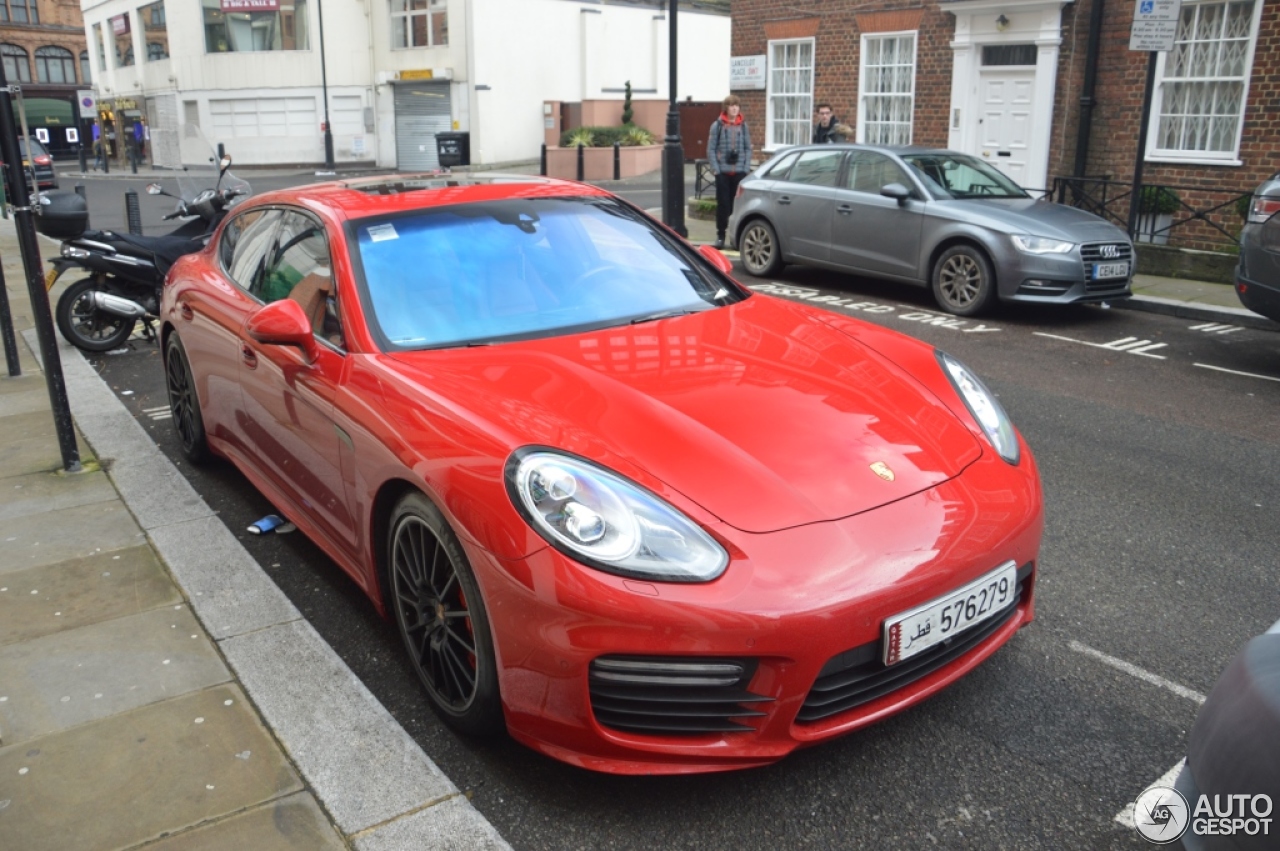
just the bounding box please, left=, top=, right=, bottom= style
left=1126, top=0, right=1181, bottom=239
left=1127, top=50, right=1159, bottom=238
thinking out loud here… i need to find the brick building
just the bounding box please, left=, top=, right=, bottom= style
left=730, top=0, right=1278, bottom=248
left=0, top=0, right=91, bottom=158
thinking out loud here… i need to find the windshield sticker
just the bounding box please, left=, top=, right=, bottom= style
left=367, top=223, right=399, bottom=242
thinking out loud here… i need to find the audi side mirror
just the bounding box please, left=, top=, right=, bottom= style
left=881, top=183, right=912, bottom=205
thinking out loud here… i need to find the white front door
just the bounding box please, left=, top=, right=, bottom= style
left=974, top=69, right=1035, bottom=185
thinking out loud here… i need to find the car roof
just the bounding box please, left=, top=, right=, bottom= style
left=246, top=173, right=614, bottom=221
left=775, top=143, right=962, bottom=157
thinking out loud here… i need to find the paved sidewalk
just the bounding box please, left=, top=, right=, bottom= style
left=0, top=217, right=508, bottom=850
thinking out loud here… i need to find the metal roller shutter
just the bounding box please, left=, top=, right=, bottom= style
left=393, top=81, right=451, bottom=172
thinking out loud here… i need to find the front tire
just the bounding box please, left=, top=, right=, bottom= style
left=931, top=245, right=996, bottom=316
left=388, top=492, right=504, bottom=737
left=739, top=219, right=784, bottom=277
left=55, top=275, right=136, bottom=352
left=164, top=333, right=209, bottom=464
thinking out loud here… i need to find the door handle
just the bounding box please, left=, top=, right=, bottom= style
left=178, top=301, right=193, bottom=321
left=240, top=343, right=258, bottom=369
left=837, top=204, right=854, bottom=215
left=777, top=196, right=792, bottom=205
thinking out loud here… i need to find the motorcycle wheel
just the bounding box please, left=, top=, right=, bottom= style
left=55, top=274, right=136, bottom=352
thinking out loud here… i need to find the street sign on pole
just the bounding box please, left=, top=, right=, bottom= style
left=1130, top=0, right=1182, bottom=52
left=76, top=90, right=96, bottom=119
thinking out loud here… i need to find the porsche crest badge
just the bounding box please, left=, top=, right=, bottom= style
left=870, top=461, right=895, bottom=482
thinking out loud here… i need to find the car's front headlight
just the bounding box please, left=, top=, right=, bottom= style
left=1012, top=234, right=1074, bottom=255
left=506, top=450, right=729, bottom=582
left=937, top=352, right=1020, bottom=465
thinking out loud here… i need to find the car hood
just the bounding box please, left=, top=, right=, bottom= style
left=935, top=197, right=1130, bottom=243
left=384, top=296, right=982, bottom=534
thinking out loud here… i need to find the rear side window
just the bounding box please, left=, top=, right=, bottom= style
left=786, top=150, right=844, bottom=187
left=846, top=151, right=911, bottom=194
left=762, top=152, right=799, bottom=180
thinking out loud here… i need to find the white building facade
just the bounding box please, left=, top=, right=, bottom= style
left=80, top=0, right=730, bottom=169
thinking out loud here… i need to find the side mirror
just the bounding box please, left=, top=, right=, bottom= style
left=146, top=183, right=164, bottom=196
left=219, top=155, right=232, bottom=172
left=697, top=243, right=734, bottom=275
left=880, top=183, right=912, bottom=205
left=245, top=299, right=318, bottom=361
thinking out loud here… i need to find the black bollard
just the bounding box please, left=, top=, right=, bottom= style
left=613, top=142, right=621, bottom=181
left=124, top=189, right=142, bottom=235
left=540, top=143, right=547, bottom=177
left=78, top=145, right=87, bottom=173
left=576, top=143, right=584, bottom=182
left=129, top=145, right=138, bottom=174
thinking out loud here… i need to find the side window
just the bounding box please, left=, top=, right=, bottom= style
left=846, top=151, right=911, bottom=194
left=786, top=150, right=844, bottom=187
left=258, top=211, right=342, bottom=346
left=223, top=209, right=281, bottom=293
left=762, top=151, right=799, bottom=180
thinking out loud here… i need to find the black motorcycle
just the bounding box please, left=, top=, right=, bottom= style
left=40, top=145, right=250, bottom=352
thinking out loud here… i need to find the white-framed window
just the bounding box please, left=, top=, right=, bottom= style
left=765, top=38, right=814, bottom=150
left=392, top=0, right=448, bottom=49
left=1147, top=0, right=1262, bottom=164
left=858, top=32, right=916, bottom=146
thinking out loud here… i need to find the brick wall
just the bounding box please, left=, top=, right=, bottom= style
left=0, top=0, right=91, bottom=85
left=731, top=0, right=958, bottom=151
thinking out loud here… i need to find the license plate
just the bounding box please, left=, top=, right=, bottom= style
left=883, top=561, right=1018, bottom=665
left=43, top=267, right=59, bottom=291
left=1092, top=262, right=1129, bottom=280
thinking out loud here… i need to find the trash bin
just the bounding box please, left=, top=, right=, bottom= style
left=435, top=132, right=470, bottom=168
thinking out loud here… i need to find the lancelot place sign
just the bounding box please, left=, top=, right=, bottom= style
left=221, top=0, right=280, bottom=10
left=730, top=55, right=767, bottom=91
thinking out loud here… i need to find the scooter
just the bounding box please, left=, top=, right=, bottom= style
left=41, top=145, right=250, bottom=352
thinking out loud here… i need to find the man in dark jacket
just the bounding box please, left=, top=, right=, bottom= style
left=707, top=94, right=753, bottom=249
left=813, top=104, right=840, bottom=144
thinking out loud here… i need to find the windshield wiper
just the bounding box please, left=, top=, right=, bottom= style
left=629, top=309, right=703, bottom=325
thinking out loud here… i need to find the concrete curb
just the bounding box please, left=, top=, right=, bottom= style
left=1109, top=293, right=1279, bottom=331
left=20, top=327, right=511, bottom=851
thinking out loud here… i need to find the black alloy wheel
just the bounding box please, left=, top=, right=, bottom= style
left=55, top=275, right=136, bottom=352
left=389, top=492, right=504, bottom=737
left=739, top=219, right=783, bottom=277
left=164, top=333, right=209, bottom=463
left=932, top=244, right=996, bottom=316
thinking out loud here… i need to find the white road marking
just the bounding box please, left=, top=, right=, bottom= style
left=1189, top=322, right=1243, bottom=334
left=1193, top=362, right=1280, bottom=382
left=1115, top=759, right=1187, bottom=828
left=749, top=284, right=1001, bottom=332
left=142, top=405, right=172, bottom=421
left=1067, top=640, right=1206, bottom=704
left=1033, top=332, right=1168, bottom=359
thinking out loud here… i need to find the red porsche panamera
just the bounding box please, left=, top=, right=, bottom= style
left=160, top=174, right=1043, bottom=774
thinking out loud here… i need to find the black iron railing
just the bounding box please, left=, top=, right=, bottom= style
left=1050, top=176, right=1251, bottom=251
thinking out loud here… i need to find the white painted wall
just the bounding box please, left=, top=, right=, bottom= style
left=468, top=0, right=730, bottom=165
left=81, top=0, right=729, bottom=168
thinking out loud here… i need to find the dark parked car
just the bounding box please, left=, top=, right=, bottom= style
left=728, top=144, right=1134, bottom=316
left=3, top=136, right=58, bottom=191
left=1235, top=173, right=1280, bottom=323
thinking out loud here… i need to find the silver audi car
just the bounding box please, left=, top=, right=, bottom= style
left=728, top=144, right=1134, bottom=316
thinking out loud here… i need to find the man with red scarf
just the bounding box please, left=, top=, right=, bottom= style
left=707, top=95, right=753, bottom=249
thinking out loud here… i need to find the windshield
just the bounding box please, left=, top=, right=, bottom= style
left=901, top=153, right=1029, bottom=200
left=174, top=123, right=251, bottom=205
left=351, top=196, right=745, bottom=350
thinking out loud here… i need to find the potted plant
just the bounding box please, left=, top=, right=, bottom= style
left=1135, top=185, right=1180, bottom=245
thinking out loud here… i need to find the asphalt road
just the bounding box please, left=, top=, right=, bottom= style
left=55, top=184, right=1280, bottom=849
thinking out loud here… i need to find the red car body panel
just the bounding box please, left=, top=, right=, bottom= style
left=161, top=174, right=1043, bottom=774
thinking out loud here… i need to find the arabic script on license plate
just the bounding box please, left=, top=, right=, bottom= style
left=883, top=561, right=1017, bottom=665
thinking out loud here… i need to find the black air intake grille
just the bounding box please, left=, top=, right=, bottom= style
left=797, top=563, right=1032, bottom=724
left=589, top=656, right=772, bottom=735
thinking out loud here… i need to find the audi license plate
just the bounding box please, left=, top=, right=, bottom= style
left=883, top=561, right=1017, bottom=665
left=1092, top=262, right=1129, bottom=280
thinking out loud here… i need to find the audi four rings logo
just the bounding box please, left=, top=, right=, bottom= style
left=1100, top=244, right=1121, bottom=259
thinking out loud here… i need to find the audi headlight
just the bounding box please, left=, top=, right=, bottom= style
left=937, top=352, right=1020, bottom=464
left=506, top=450, right=728, bottom=582
left=1012, top=234, right=1074, bottom=255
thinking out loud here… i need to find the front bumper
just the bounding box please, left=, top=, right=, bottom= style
left=470, top=444, right=1043, bottom=774
left=998, top=246, right=1133, bottom=305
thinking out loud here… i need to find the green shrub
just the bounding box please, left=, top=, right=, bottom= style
left=1138, top=185, right=1180, bottom=215
left=622, top=81, right=634, bottom=126
left=560, top=124, right=655, bottom=148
